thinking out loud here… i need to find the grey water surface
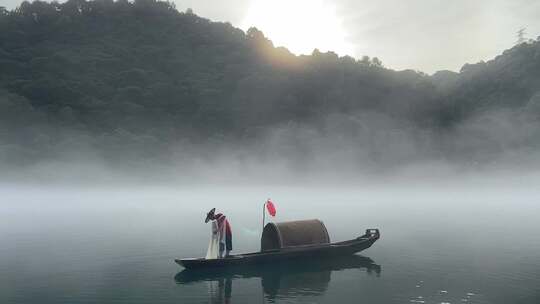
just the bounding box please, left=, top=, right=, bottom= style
left=1, top=183, right=539, bottom=304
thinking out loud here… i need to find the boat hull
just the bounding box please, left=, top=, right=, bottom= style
left=174, top=254, right=381, bottom=285
left=176, top=229, right=380, bottom=269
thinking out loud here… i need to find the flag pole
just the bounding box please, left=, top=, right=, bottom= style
left=262, top=201, right=266, bottom=234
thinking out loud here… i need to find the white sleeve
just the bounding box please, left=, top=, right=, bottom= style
left=211, top=221, right=218, bottom=235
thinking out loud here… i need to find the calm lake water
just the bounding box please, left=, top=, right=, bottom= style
left=1, top=182, right=539, bottom=304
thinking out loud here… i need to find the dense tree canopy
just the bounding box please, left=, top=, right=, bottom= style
left=1, top=0, right=540, bottom=168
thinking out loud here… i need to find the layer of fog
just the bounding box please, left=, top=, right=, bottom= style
left=1, top=103, right=540, bottom=186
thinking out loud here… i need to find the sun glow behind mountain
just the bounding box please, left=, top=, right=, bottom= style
left=241, top=0, right=355, bottom=57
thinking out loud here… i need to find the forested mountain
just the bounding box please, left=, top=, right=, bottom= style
left=1, top=0, right=540, bottom=169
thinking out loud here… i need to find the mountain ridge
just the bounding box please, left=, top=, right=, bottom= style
left=1, top=0, right=540, bottom=168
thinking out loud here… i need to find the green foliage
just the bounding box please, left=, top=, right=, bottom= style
left=0, top=0, right=539, bottom=164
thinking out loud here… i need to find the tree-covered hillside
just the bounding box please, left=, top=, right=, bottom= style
left=1, top=0, right=540, bottom=168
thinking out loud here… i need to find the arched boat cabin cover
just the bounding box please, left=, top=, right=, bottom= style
left=261, top=219, right=331, bottom=251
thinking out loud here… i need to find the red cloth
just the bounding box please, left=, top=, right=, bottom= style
left=215, top=213, right=232, bottom=239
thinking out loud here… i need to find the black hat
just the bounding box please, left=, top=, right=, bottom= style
left=205, top=208, right=216, bottom=223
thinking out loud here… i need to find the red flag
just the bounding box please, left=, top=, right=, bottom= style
left=266, top=199, right=276, bottom=217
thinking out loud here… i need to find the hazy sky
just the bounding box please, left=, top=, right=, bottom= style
left=3, top=0, right=540, bottom=73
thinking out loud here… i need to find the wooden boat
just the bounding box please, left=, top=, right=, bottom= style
left=175, top=219, right=380, bottom=269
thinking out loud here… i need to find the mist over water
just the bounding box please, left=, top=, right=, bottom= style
left=2, top=174, right=540, bottom=304
left=2, top=95, right=540, bottom=186
left=3, top=101, right=539, bottom=303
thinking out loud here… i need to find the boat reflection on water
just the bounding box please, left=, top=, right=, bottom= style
left=175, top=255, right=381, bottom=302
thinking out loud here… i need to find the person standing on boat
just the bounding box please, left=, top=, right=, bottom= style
left=205, top=208, right=233, bottom=258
